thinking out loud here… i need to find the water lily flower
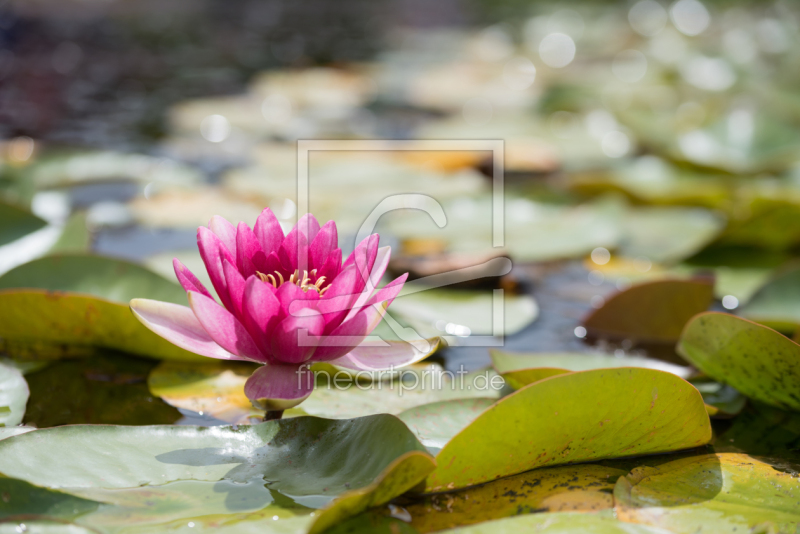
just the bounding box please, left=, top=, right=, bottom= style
left=130, top=210, right=430, bottom=414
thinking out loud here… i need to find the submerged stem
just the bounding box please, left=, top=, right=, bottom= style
left=263, top=410, right=284, bottom=421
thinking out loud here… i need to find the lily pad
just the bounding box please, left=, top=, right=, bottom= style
left=0, top=255, right=202, bottom=361
left=397, top=398, right=496, bottom=452
left=739, top=264, right=800, bottom=331
left=692, top=381, right=747, bottom=419
left=388, top=287, right=538, bottom=343
left=401, top=464, right=625, bottom=533
left=0, top=200, right=47, bottom=247
left=582, top=279, right=714, bottom=343
left=0, top=477, right=100, bottom=521
left=490, top=351, right=694, bottom=390
left=0, top=415, right=434, bottom=533
left=677, top=312, right=800, bottom=412
left=0, top=361, right=28, bottom=427
left=435, top=511, right=671, bottom=533
left=424, top=368, right=711, bottom=492
left=614, top=453, right=800, bottom=533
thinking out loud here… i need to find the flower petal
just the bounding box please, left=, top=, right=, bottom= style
left=329, top=337, right=441, bottom=372
left=253, top=208, right=285, bottom=256
left=310, top=220, right=338, bottom=271
left=209, top=215, right=237, bottom=258
left=130, top=298, right=244, bottom=360
left=270, top=308, right=325, bottom=364
left=222, top=258, right=246, bottom=316
left=242, top=276, right=282, bottom=360
left=309, top=305, right=379, bottom=361
left=343, top=246, right=391, bottom=323
left=342, top=233, right=379, bottom=271
left=197, top=226, right=236, bottom=311
left=317, top=247, right=342, bottom=283
left=188, top=291, right=266, bottom=362
left=367, top=273, right=407, bottom=308
left=244, top=363, right=314, bottom=411
left=278, top=225, right=309, bottom=273
left=236, top=222, right=262, bottom=279
left=172, top=258, right=213, bottom=300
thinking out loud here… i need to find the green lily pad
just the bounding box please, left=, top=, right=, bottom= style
left=0, top=427, right=35, bottom=441
left=490, top=351, right=694, bottom=390
left=424, top=368, right=711, bottom=492
left=0, top=200, right=47, bottom=247
left=614, top=453, right=800, bottom=533
left=0, top=477, right=100, bottom=521
left=582, top=279, right=714, bottom=343
left=739, top=264, right=800, bottom=331
left=0, top=254, right=202, bottom=361
left=388, top=287, right=538, bottom=343
left=678, top=312, right=800, bottom=412
left=618, top=207, right=726, bottom=265
left=397, top=398, right=496, bottom=452
left=0, top=362, right=28, bottom=427
left=0, top=415, right=435, bottom=533
left=435, top=511, right=671, bottom=533
left=24, top=353, right=181, bottom=428
left=401, top=464, right=625, bottom=533
left=711, top=403, right=800, bottom=464
left=692, top=381, right=747, bottom=418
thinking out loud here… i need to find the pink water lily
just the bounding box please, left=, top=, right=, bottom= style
left=130, top=209, right=428, bottom=413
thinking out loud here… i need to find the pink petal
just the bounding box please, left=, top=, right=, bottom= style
left=329, top=337, right=440, bottom=371
left=236, top=222, right=262, bottom=279
left=253, top=208, right=285, bottom=256
left=342, top=233, right=379, bottom=271
left=316, top=265, right=362, bottom=332
left=310, top=306, right=377, bottom=362
left=172, top=258, right=213, bottom=300
left=270, top=308, right=325, bottom=364
left=187, top=291, right=266, bottom=362
left=317, top=248, right=342, bottom=283
left=309, top=220, right=338, bottom=270
left=130, top=299, right=245, bottom=361
left=278, top=225, right=309, bottom=273
left=244, top=363, right=314, bottom=410
left=197, top=227, right=236, bottom=311
left=276, top=281, right=319, bottom=315
left=343, top=246, right=391, bottom=323
left=209, top=215, right=237, bottom=258
left=296, top=213, right=321, bottom=242
left=367, top=273, right=407, bottom=308
left=222, top=259, right=246, bottom=316
left=242, top=277, right=282, bottom=360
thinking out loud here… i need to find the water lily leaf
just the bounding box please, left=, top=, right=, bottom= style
left=388, top=287, right=538, bottom=343
left=149, top=361, right=261, bottom=424
left=433, top=511, right=671, bottom=533
left=739, top=264, right=800, bottom=332
left=677, top=312, right=800, bottom=412
left=24, top=353, right=181, bottom=428
left=618, top=207, right=725, bottom=265
left=0, top=361, right=28, bottom=427
left=424, top=368, right=711, bottom=492
left=0, top=477, right=100, bottom=521
left=0, top=415, right=434, bottom=532
left=614, top=453, right=800, bottom=533
left=0, top=254, right=203, bottom=361
left=401, top=464, right=624, bottom=533
left=582, top=279, right=714, bottom=343
left=711, top=403, right=800, bottom=464
left=48, top=212, right=92, bottom=255
left=0, top=200, right=47, bottom=247
left=397, top=398, right=496, bottom=452
left=0, top=521, right=95, bottom=534
left=490, top=351, right=694, bottom=390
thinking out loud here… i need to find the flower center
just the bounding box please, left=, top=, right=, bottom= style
left=256, top=269, right=330, bottom=295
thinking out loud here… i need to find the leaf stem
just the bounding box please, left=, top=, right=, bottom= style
left=263, top=410, right=284, bottom=421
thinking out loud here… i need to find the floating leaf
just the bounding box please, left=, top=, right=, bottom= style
left=0, top=427, right=35, bottom=441
left=431, top=511, right=670, bottom=533
left=615, top=453, right=800, bottom=533
left=389, top=287, right=538, bottom=342
left=0, top=200, right=47, bottom=247
left=678, top=312, right=800, bottom=412
left=711, top=403, right=800, bottom=464
left=424, top=368, right=711, bottom=492
left=0, top=477, right=100, bottom=521
left=0, top=361, right=28, bottom=427
left=0, top=255, right=202, bottom=361
left=490, top=351, right=694, bottom=390
left=582, top=279, right=713, bottom=343
left=0, top=416, right=434, bottom=533
left=401, top=464, right=624, bottom=533
left=24, top=353, right=181, bottom=427
left=739, top=264, right=800, bottom=331
left=692, top=381, right=746, bottom=419
left=397, top=398, right=496, bottom=452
